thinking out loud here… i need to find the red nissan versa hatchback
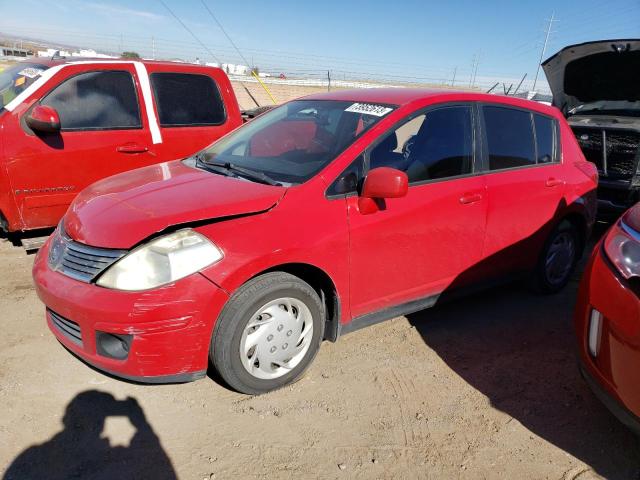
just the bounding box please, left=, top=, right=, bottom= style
left=33, top=89, right=598, bottom=394
left=575, top=203, right=640, bottom=434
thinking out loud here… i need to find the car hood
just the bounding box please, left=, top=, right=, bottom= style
left=542, top=39, right=640, bottom=114
left=64, top=160, right=286, bottom=249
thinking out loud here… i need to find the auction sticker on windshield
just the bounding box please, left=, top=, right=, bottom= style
left=345, top=103, right=393, bottom=117
left=18, top=67, right=46, bottom=79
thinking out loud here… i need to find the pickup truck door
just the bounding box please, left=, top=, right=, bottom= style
left=5, top=62, right=157, bottom=230
left=146, top=67, right=243, bottom=161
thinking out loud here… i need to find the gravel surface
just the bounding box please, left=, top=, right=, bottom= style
left=1, top=233, right=639, bottom=479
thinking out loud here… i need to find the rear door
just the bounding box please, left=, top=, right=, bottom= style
left=148, top=68, right=242, bottom=160
left=7, top=63, right=154, bottom=229
left=347, top=104, right=488, bottom=318
left=480, top=104, right=565, bottom=275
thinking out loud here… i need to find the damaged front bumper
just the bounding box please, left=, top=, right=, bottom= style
left=33, top=237, right=229, bottom=383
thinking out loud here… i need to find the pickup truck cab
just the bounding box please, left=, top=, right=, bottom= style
left=0, top=58, right=242, bottom=232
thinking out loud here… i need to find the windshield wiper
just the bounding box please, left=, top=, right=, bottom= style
left=195, top=154, right=282, bottom=186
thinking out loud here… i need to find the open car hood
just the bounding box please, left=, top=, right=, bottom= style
left=542, top=39, right=640, bottom=114
left=64, top=160, right=286, bottom=249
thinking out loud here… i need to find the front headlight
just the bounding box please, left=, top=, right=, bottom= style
left=604, top=220, right=640, bottom=280
left=96, top=229, right=223, bottom=291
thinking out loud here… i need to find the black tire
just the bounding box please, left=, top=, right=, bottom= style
left=210, top=272, right=324, bottom=394
left=531, top=220, right=582, bottom=294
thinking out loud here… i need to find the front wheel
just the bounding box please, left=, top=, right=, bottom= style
left=531, top=220, right=581, bottom=294
left=210, top=272, right=324, bottom=394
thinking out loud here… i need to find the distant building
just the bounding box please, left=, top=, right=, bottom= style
left=1, top=46, right=33, bottom=58
left=36, top=48, right=116, bottom=59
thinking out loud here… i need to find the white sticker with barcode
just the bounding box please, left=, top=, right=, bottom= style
left=345, top=103, right=393, bottom=117
left=18, top=67, right=45, bottom=79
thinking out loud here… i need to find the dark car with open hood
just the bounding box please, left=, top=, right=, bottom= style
left=543, top=39, right=640, bottom=218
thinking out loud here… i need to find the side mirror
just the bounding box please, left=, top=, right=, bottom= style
left=26, top=105, right=61, bottom=133
left=361, top=167, right=408, bottom=199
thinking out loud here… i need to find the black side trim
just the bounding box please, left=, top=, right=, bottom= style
left=60, top=342, right=206, bottom=384
left=341, top=293, right=440, bottom=336
left=580, top=362, right=640, bottom=436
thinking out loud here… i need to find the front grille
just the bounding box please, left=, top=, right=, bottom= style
left=607, top=131, right=640, bottom=178
left=573, top=127, right=604, bottom=171
left=573, top=127, right=640, bottom=180
left=49, top=309, right=83, bottom=346
left=50, top=229, right=127, bottom=283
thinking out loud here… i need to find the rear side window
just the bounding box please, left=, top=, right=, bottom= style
left=534, top=114, right=556, bottom=163
left=370, top=105, right=473, bottom=183
left=151, top=73, right=225, bottom=127
left=483, top=106, right=535, bottom=170
left=41, top=70, right=141, bottom=130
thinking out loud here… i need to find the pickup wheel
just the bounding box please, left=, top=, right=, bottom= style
left=210, top=272, right=324, bottom=394
left=531, top=220, right=580, bottom=294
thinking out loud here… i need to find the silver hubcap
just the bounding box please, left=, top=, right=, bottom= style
left=239, top=297, right=314, bottom=380
left=545, top=232, right=575, bottom=285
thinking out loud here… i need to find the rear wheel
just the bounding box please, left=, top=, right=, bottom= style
left=210, top=272, right=324, bottom=394
left=531, top=220, right=581, bottom=294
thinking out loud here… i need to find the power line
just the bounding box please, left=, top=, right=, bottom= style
left=200, top=0, right=251, bottom=67
left=156, top=0, right=222, bottom=64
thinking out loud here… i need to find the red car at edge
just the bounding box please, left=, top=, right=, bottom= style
left=33, top=89, right=598, bottom=394
left=576, top=204, right=640, bottom=434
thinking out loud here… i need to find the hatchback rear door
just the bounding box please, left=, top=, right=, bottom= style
left=479, top=104, right=565, bottom=276
left=346, top=103, right=488, bottom=318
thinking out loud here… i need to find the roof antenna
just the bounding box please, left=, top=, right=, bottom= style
left=51, top=50, right=64, bottom=60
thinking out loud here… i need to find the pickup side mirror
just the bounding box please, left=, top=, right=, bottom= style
left=361, top=167, right=408, bottom=199
left=26, top=105, right=61, bottom=133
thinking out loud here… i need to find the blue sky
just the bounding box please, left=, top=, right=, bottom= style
left=1, top=0, right=639, bottom=91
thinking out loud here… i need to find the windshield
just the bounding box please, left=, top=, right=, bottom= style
left=196, top=99, right=395, bottom=184
left=569, top=100, right=640, bottom=117
left=0, top=63, right=49, bottom=109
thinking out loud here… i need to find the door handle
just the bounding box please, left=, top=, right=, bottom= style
left=545, top=177, right=564, bottom=187
left=459, top=193, right=483, bottom=205
left=117, top=143, right=148, bottom=154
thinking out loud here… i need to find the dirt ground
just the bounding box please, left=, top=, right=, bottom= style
left=1, top=228, right=640, bottom=480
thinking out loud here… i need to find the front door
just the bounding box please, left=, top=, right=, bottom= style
left=6, top=64, right=154, bottom=229
left=347, top=104, right=488, bottom=318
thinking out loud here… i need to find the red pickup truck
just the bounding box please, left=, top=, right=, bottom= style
left=0, top=58, right=243, bottom=233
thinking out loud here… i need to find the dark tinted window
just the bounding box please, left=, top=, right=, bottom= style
left=534, top=114, right=555, bottom=163
left=42, top=71, right=141, bottom=130
left=151, top=73, right=225, bottom=127
left=483, top=106, right=535, bottom=170
left=370, top=106, right=473, bottom=182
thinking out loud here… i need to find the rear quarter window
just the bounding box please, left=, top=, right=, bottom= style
left=533, top=114, right=557, bottom=163
left=150, top=72, right=226, bottom=127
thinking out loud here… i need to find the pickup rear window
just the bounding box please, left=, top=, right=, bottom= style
left=150, top=72, right=226, bottom=127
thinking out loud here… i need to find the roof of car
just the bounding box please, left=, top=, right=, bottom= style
left=302, top=88, right=560, bottom=116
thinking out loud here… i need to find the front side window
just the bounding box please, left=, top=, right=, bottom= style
left=370, top=105, right=473, bottom=183
left=151, top=73, right=225, bottom=127
left=483, top=106, right=535, bottom=170
left=41, top=70, right=141, bottom=130
left=196, top=100, right=394, bottom=185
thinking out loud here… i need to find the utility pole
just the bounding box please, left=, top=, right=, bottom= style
left=469, top=55, right=476, bottom=88
left=469, top=53, right=480, bottom=88
left=533, top=12, right=555, bottom=92
left=327, top=70, right=331, bottom=92
left=451, top=67, right=457, bottom=87
left=152, top=36, right=156, bottom=59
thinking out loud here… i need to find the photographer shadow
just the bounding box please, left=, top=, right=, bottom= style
left=3, top=390, right=177, bottom=480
